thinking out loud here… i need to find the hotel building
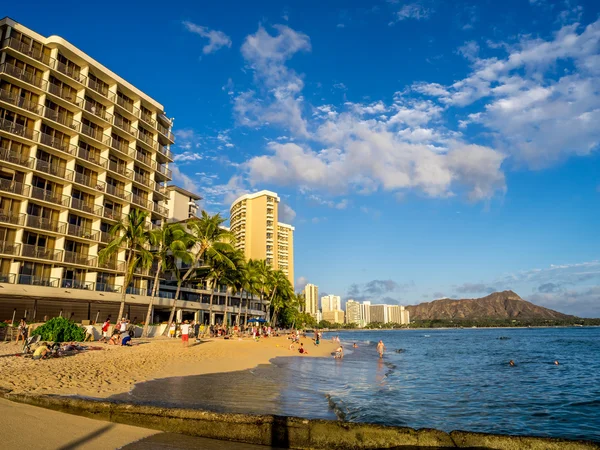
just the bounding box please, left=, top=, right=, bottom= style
left=166, top=185, right=201, bottom=222
left=345, top=299, right=360, bottom=325
left=321, top=294, right=341, bottom=312
left=359, top=300, right=371, bottom=327
left=0, top=18, right=268, bottom=325
left=229, top=190, right=295, bottom=287
left=367, top=303, right=409, bottom=325
left=301, top=283, right=319, bottom=318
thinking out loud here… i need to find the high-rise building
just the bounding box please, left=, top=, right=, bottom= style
left=359, top=300, right=371, bottom=327
left=0, top=17, right=173, bottom=303
left=322, top=310, right=345, bottom=324
left=387, top=305, right=402, bottom=324
left=166, top=185, right=200, bottom=222
left=302, top=283, right=318, bottom=317
left=229, top=190, right=294, bottom=287
left=367, top=304, right=410, bottom=325
left=369, top=304, right=387, bottom=324
left=321, top=294, right=341, bottom=312
left=345, top=299, right=360, bottom=325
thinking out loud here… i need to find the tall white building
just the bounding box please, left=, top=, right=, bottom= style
left=321, top=294, right=341, bottom=312
left=359, top=300, right=371, bottom=327
left=302, top=283, right=318, bottom=318
left=367, top=303, right=410, bottom=325
left=345, top=299, right=360, bottom=325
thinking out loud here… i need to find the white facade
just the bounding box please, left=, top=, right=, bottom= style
left=302, top=283, right=319, bottom=318
left=345, top=299, right=360, bottom=325
left=321, top=294, right=341, bottom=312
left=359, top=300, right=371, bottom=327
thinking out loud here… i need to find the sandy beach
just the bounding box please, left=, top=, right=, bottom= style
left=0, top=334, right=337, bottom=398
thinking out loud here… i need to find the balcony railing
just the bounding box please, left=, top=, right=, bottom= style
left=77, top=146, right=108, bottom=168
left=61, top=279, right=94, bottom=290
left=116, top=96, right=134, bottom=113
left=17, top=274, right=60, bottom=287
left=105, top=183, right=130, bottom=201
left=98, top=259, right=125, bottom=272
left=81, top=123, right=106, bottom=142
left=108, top=160, right=132, bottom=178
left=137, top=132, right=157, bottom=150
left=131, top=194, right=149, bottom=209
left=0, top=210, right=25, bottom=226
left=64, top=251, right=97, bottom=267
left=100, top=230, right=112, bottom=243
left=135, top=151, right=155, bottom=169
left=31, top=186, right=69, bottom=206
left=96, top=282, right=122, bottom=293
left=0, top=62, right=46, bottom=89
left=67, top=223, right=99, bottom=241
left=0, top=88, right=42, bottom=114
left=71, top=198, right=101, bottom=215
left=3, top=38, right=52, bottom=65
left=156, top=164, right=172, bottom=178
left=102, top=207, right=124, bottom=222
left=52, top=59, right=87, bottom=84
left=157, top=144, right=173, bottom=160
left=26, top=215, right=67, bottom=233
left=22, top=244, right=63, bottom=261
left=46, top=83, right=83, bottom=106
left=35, top=159, right=74, bottom=180
left=126, top=286, right=146, bottom=295
left=0, top=117, right=38, bottom=141
left=133, top=172, right=152, bottom=188
left=113, top=116, right=135, bottom=135
left=0, top=146, right=34, bottom=168
left=0, top=178, right=31, bottom=197
left=110, top=137, right=130, bottom=154
left=83, top=99, right=113, bottom=122
left=75, top=172, right=105, bottom=191
left=43, top=107, right=81, bottom=132
left=152, top=203, right=168, bottom=216
left=87, top=77, right=110, bottom=97
left=140, top=111, right=156, bottom=127
left=0, top=273, right=16, bottom=284
left=0, top=240, right=20, bottom=256
left=39, top=132, right=76, bottom=154
left=157, top=123, right=175, bottom=142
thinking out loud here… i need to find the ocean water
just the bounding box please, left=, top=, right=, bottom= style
left=112, top=327, right=600, bottom=442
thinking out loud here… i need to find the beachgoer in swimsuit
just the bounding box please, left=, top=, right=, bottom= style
left=377, top=340, right=385, bottom=359
left=335, top=346, right=344, bottom=359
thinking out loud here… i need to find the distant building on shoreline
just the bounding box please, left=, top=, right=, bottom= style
left=229, top=190, right=294, bottom=287
left=346, top=299, right=361, bottom=326
left=302, top=283, right=319, bottom=319
left=367, top=303, right=409, bottom=325
left=321, top=294, right=341, bottom=312
left=323, top=310, right=345, bottom=324
left=359, top=301, right=371, bottom=327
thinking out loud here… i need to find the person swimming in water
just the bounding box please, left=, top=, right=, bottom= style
left=353, top=343, right=358, bottom=348
left=509, top=360, right=515, bottom=367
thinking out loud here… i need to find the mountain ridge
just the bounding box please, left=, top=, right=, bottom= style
left=406, top=290, right=574, bottom=321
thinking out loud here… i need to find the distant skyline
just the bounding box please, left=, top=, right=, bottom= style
left=6, top=0, right=599, bottom=316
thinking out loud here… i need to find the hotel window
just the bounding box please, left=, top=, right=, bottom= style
left=88, top=72, right=109, bottom=96
left=56, top=53, right=81, bottom=79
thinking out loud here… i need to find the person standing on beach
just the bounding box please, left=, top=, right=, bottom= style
left=180, top=320, right=190, bottom=347
left=15, top=318, right=28, bottom=344
left=99, top=317, right=110, bottom=343
left=377, top=340, right=385, bottom=359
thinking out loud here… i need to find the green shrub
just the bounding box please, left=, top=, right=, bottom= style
left=31, top=317, right=85, bottom=342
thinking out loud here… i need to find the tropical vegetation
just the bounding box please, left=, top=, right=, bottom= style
left=32, top=317, right=85, bottom=342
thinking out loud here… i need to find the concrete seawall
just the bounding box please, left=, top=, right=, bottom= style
left=2, top=390, right=598, bottom=449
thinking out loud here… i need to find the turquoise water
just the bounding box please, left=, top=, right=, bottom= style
left=115, top=328, right=600, bottom=442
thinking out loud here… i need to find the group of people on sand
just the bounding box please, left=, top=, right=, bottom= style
left=98, top=317, right=134, bottom=346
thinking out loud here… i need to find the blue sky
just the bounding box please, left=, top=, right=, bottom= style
left=6, top=0, right=600, bottom=316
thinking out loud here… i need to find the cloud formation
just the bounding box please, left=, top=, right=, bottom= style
left=183, top=21, right=232, bottom=54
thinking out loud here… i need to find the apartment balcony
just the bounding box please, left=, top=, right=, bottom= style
left=26, top=215, right=67, bottom=234
left=0, top=210, right=25, bottom=226
left=116, top=96, right=135, bottom=114
left=100, top=230, right=112, bottom=243
left=64, top=251, right=97, bottom=267
left=110, top=137, right=130, bottom=156
left=42, top=107, right=81, bottom=132
left=156, top=164, right=172, bottom=179
left=133, top=265, right=150, bottom=276
left=126, top=286, right=146, bottom=295
left=74, top=172, right=106, bottom=192
left=152, top=203, right=168, bottom=216
left=46, top=83, right=83, bottom=107
left=86, top=77, right=107, bottom=96
left=108, top=160, right=132, bottom=179
left=67, top=223, right=99, bottom=241
left=105, top=184, right=131, bottom=201
left=2, top=37, right=52, bottom=66
left=0, top=88, right=42, bottom=115
left=112, top=115, right=135, bottom=136
left=39, top=132, right=76, bottom=155
left=17, top=274, right=60, bottom=287
left=157, top=122, right=175, bottom=143
left=98, top=259, right=125, bottom=272
left=81, top=123, right=107, bottom=143
left=35, top=159, right=74, bottom=181
left=133, top=172, right=153, bottom=189
left=137, top=132, right=157, bottom=150
left=134, top=151, right=156, bottom=170
left=83, top=99, right=113, bottom=123
left=139, top=110, right=156, bottom=128
left=0, top=240, right=20, bottom=256
left=71, top=198, right=102, bottom=216
left=131, top=194, right=149, bottom=209
left=0, top=62, right=46, bottom=90
left=0, top=273, right=16, bottom=284
left=156, top=144, right=173, bottom=162
left=77, top=146, right=108, bottom=169
left=0, top=146, right=34, bottom=169
left=102, top=207, right=124, bottom=222
left=31, top=186, right=70, bottom=207
left=21, top=244, right=63, bottom=261
left=96, top=282, right=122, bottom=293
left=51, top=59, right=87, bottom=85
left=0, top=117, right=38, bottom=142
left=61, top=279, right=95, bottom=290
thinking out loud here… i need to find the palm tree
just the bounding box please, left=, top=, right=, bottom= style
left=241, top=259, right=260, bottom=327
left=221, top=251, right=245, bottom=328
left=164, top=211, right=235, bottom=334
left=268, top=270, right=294, bottom=327
left=98, top=209, right=153, bottom=321
left=142, top=223, right=193, bottom=337
left=253, top=259, right=271, bottom=322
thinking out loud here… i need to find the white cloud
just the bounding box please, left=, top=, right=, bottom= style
left=457, top=40, right=480, bottom=61
left=307, top=194, right=349, bottom=209
left=174, top=151, right=203, bottom=162
left=395, top=3, right=431, bottom=22
left=279, top=203, right=296, bottom=223
left=183, top=21, right=232, bottom=54
left=296, top=276, right=309, bottom=291
left=171, top=164, right=200, bottom=194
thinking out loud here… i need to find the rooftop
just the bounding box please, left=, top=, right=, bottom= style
left=167, top=185, right=202, bottom=201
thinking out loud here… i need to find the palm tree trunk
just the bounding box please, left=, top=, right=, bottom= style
left=118, top=249, right=133, bottom=320
left=143, top=256, right=161, bottom=338
left=203, top=280, right=218, bottom=337
left=223, top=289, right=229, bottom=328
left=244, top=291, right=249, bottom=326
